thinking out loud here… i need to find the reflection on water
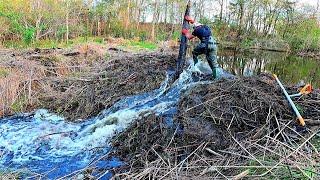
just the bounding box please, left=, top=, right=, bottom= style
left=216, top=49, right=320, bottom=87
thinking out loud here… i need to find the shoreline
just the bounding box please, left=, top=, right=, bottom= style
left=0, top=42, right=319, bottom=120
left=219, top=41, right=320, bottom=59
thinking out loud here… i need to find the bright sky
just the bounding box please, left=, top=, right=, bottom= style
left=298, top=0, right=319, bottom=7
left=145, top=0, right=319, bottom=23
left=297, top=0, right=319, bottom=18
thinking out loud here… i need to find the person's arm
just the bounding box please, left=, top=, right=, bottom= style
left=182, top=29, right=195, bottom=40
left=182, top=16, right=196, bottom=39
left=184, top=16, right=195, bottom=24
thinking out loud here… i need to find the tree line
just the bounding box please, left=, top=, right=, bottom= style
left=0, top=0, right=319, bottom=52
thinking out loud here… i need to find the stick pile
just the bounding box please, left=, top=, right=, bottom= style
left=0, top=48, right=177, bottom=120
left=111, top=74, right=320, bottom=179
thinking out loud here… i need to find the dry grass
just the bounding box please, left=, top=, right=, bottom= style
left=0, top=60, right=46, bottom=116
left=0, top=46, right=106, bottom=117
left=0, top=47, right=177, bottom=120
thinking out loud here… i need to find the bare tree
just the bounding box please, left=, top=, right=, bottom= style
left=151, top=0, right=159, bottom=41
left=218, top=0, right=224, bottom=21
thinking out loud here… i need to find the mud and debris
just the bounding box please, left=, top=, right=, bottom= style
left=111, top=74, right=320, bottom=179
left=37, top=51, right=176, bottom=120
left=0, top=46, right=177, bottom=120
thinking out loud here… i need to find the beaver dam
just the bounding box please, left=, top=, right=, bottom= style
left=112, top=75, right=320, bottom=179
left=0, top=47, right=319, bottom=179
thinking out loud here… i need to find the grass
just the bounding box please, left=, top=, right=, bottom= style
left=311, top=134, right=320, bottom=150
left=120, top=40, right=157, bottom=51
left=246, top=157, right=318, bottom=179
left=10, top=95, right=28, bottom=113
left=2, top=36, right=158, bottom=51
left=2, top=36, right=107, bottom=49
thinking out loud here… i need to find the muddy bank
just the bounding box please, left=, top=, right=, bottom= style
left=220, top=39, right=320, bottom=60
left=297, top=51, right=320, bottom=60
left=0, top=46, right=176, bottom=120
left=111, top=74, right=320, bottom=179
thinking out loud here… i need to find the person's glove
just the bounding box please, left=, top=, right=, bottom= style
left=182, top=28, right=189, bottom=35
left=184, top=16, right=195, bottom=24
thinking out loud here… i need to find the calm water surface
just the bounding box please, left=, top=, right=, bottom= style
left=216, top=49, right=320, bottom=88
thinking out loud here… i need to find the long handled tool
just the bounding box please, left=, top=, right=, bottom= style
left=175, top=0, right=191, bottom=80
left=273, top=74, right=313, bottom=126
left=289, top=84, right=313, bottom=98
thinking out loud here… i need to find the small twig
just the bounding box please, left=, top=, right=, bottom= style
left=228, top=131, right=265, bottom=167
left=159, top=142, right=205, bottom=180
left=165, top=126, right=178, bottom=149
left=205, top=148, right=224, bottom=158
left=259, top=131, right=318, bottom=177
left=233, top=169, right=250, bottom=180
left=185, top=95, right=227, bottom=112
left=151, top=147, right=169, bottom=166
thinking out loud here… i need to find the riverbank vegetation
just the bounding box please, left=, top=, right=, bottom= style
left=0, top=0, right=319, bottom=55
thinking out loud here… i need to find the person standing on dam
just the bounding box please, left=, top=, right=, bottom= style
left=181, top=16, right=219, bottom=78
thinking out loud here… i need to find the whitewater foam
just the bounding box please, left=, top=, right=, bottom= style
left=0, top=61, right=233, bottom=178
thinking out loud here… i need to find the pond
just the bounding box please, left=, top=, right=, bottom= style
left=215, top=49, right=320, bottom=88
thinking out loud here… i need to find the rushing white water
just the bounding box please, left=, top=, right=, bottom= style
left=0, top=60, right=233, bottom=179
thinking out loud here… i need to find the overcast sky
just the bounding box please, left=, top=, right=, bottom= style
left=298, top=0, right=319, bottom=7
left=145, top=0, right=319, bottom=23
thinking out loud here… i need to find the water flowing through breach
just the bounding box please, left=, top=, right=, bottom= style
left=0, top=61, right=234, bottom=179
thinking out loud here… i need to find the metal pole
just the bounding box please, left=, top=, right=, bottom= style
left=273, top=74, right=305, bottom=126
left=289, top=93, right=302, bottom=98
